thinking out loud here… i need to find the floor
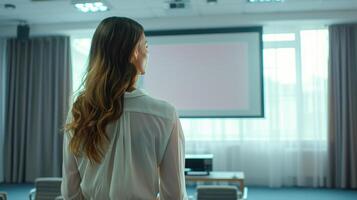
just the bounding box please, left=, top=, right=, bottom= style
left=1, top=183, right=357, bottom=200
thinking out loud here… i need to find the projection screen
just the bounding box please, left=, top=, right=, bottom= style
left=141, top=27, right=264, bottom=118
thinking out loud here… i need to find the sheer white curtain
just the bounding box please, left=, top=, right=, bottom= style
left=182, top=29, right=329, bottom=187
left=0, top=38, right=7, bottom=182
left=71, top=38, right=91, bottom=94
left=70, top=29, right=329, bottom=187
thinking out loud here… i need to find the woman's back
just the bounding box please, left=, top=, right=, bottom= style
left=62, top=89, right=187, bottom=199
left=62, top=16, right=187, bottom=200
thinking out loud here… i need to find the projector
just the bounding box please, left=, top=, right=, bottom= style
left=185, top=154, right=213, bottom=175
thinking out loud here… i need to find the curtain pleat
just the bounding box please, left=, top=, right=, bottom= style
left=0, top=38, right=7, bottom=182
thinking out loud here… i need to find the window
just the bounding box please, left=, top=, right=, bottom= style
left=71, top=38, right=91, bottom=95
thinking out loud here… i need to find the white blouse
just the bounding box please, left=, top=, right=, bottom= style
left=61, top=89, right=188, bottom=200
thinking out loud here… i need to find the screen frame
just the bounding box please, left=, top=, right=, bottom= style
left=144, top=26, right=265, bottom=118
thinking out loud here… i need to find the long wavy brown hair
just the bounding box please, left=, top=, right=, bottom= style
left=65, top=17, right=144, bottom=164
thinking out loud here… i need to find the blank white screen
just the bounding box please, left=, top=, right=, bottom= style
left=142, top=30, right=263, bottom=117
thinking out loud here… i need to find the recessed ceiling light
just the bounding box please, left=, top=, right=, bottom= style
left=71, top=0, right=109, bottom=13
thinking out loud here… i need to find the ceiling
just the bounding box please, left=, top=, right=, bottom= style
left=0, top=0, right=357, bottom=26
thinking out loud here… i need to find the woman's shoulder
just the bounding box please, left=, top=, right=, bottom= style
left=125, top=89, right=177, bottom=121
left=142, top=94, right=177, bottom=118
left=145, top=94, right=175, bottom=110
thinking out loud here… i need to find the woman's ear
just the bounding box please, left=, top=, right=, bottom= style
left=131, top=48, right=139, bottom=63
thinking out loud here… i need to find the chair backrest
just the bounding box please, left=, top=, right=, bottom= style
left=197, top=185, right=237, bottom=200
left=34, top=177, right=62, bottom=200
left=0, top=192, right=7, bottom=200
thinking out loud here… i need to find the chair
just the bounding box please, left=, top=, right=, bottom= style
left=196, top=185, right=238, bottom=200
left=29, top=177, right=62, bottom=200
left=0, top=192, right=7, bottom=200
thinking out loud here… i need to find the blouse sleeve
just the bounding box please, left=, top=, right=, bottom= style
left=159, top=115, right=188, bottom=200
left=61, top=131, right=84, bottom=200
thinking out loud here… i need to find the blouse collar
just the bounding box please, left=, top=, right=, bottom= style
left=124, top=88, right=147, bottom=98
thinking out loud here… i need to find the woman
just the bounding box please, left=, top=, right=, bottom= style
left=62, top=17, right=187, bottom=200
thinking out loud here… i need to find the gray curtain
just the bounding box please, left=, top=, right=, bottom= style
left=0, top=38, right=7, bottom=183
left=328, top=24, right=357, bottom=188
left=4, top=36, right=72, bottom=183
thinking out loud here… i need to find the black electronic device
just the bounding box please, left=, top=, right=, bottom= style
left=185, top=154, right=213, bottom=175
left=17, top=24, right=30, bottom=40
